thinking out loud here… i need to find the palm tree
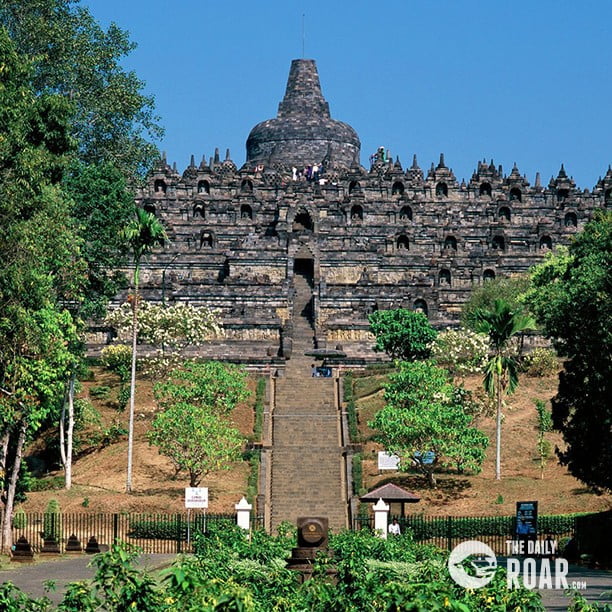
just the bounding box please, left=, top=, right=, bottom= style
left=123, top=208, right=166, bottom=492
left=474, top=299, right=536, bottom=480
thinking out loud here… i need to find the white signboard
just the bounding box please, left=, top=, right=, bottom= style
left=185, top=487, right=208, bottom=509
left=378, top=451, right=400, bottom=471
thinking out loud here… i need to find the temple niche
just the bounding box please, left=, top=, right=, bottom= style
left=128, top=59, right=609, bottom=362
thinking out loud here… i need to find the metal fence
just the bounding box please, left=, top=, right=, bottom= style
left=12, top=512, right=264, bottom=555
left=352, top=513, right=577, bottom=555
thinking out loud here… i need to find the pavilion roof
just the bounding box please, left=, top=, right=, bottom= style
left=360, top=483, right=420, bottom=503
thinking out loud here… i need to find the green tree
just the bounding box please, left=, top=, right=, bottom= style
left=148, top=406, right=245, bottom=487
left=473, top=299, right=536, bottom=480
left=0, top=28, right=84, bottom=551
left=526, top=210, right=612, bottom=492
left=368, top=309, right=437, bottom=361
left=122, top=208, right=166, bottom=493
left=369, top=361, right=488, bottom=487
left=149, top=362, right=250, bottom=487
left=153, top=361, right=250, bottom=415
left=0, top=0, right=162, bottom=181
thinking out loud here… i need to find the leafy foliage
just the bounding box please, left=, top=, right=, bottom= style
left=369, top=308, right=437, bottom=361
left=0, top=0, right=163, bottom=182
left=369, top=361, right=488, bottom=487
left=430, top=327, right=489, bottom=376
left=527, top=210, right=612, bottom=492
left=149, top=361, right=250, bottom=486
left=521, top=347, right=559, bottom=377
left=535, top=399, right=553, bottom=479
left=461, top=274, right=531, bottom=331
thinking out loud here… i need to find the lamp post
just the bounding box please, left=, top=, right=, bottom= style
left=161, top=253, right=180, bottom=307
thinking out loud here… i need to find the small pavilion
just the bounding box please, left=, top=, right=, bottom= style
left=360, top=483, right=420, bottom=517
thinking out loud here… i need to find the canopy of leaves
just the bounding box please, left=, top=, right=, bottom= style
left=369, top=361, right=488, bottom=486
left=369, top=309, right=437, bottom=361
left=64, top=162, right=136, bottom=319
left=0, top=28, right=83, bottom=425
left=154, top=361, right=250, bottom=416
left=148, top=405, right=244, bottom=487
left=149, top=361, right=249, bottom=487
left=0, top=0, right=163, bottom=182
left=462, top=275, right=531, bottom=331
left=526, top=210, right=612, bottom=491
left=472, top=299, right=536, bottom=396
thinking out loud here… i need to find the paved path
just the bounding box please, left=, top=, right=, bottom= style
left=0, top=553, right=175, bottom=605
left=537, top=562, right=612, bottom=611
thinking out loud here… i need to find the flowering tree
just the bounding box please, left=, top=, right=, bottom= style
left=429, top=327, right=489, bottom=377
left=105, top=299, right=220, bottom=492
left=105, top=301, right=221, bottom=377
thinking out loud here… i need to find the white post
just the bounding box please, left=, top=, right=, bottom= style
left=372, top=498, right=390, bottom=539
left=235, top=497, right=252, bottom=531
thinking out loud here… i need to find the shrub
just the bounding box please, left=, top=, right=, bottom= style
left=117, top=386, right=130, bottom=412
left=252, top=377, right=266, bottom=441
left=12, top=508, right=27, bottom=529
left=352, top=453, right=364, bottom=496
left=430, top=327, right=489, bottom=375
left=28, top=475, right=65, bottom=492
left=89, top=384, right=111, bottom=399
left=100, top=344, right=132, bottom=382
left=521, top=347, right=559, bottom=377
left=343, top=373, right=360, bottom=442
left=43, top=499, right=62, bottom=542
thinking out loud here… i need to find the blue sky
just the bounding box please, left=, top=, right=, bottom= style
left=84, top=0, right=611, bottom=189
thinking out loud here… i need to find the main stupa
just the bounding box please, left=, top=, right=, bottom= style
left=246, top=59, right=360, bottom=169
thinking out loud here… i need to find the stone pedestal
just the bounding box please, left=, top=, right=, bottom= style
left=85, top=536, right=101, bottom=554
left=11, top=536, right=34, bottom=562
left=40, top=536, right=61, bottom=555
left=286, top=517, right=337, bottom=583
left=235, top=497, right=252, bottom=531
left=372, top=498, right=390, bottom=539
left=65, top=534, right=83, bottom=553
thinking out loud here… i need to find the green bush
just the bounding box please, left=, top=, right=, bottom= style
left=252, top=377, right=266, bottom=440
left=352, top=453, right=364, bottom=496
left=28, top=475, right=65, bottom=492
left=343, top=373, right=360, bottom=442
left=43, top=499, right=62, bottom=542
left=12, top=508, right=27, bottom=529
left=128, top=514, right=234, bottom=540
left=89, top=384, right=111, bottom=399
left=117, top=385, right=130, bottom=412
left=246, top=450, right=260, bottom=503
left=521, top=347, right=559, bottom=377
left=91, top=421, right=128, bottom=448
left=100, top=344, right=132, bottom=382
left=400, top=513, right=581, bottom=540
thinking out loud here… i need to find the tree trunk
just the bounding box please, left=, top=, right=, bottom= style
left=126, top=269, right=139, bottom=493
left=60, top=374, right=76, bottom=490
left=495, top=370, right=502, bottom=481
left=1, top=421, right=27, bottom=554
left=0, top=429, right=9, bottom=495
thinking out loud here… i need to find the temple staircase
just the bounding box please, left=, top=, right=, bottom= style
left=268, top=273, right=347, bottom=533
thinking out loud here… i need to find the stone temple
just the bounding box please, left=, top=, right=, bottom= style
left=129, top=59, right=611, bottom=363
